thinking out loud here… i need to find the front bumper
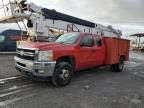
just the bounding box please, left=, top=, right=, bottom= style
left=14, top=56, right=56, bottom=77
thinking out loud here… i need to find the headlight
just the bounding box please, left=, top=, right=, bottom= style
left=38, top=50, right=53, bottom=62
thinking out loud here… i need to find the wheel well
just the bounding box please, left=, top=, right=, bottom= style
left=56, top=56, right=75, bottom=69
left=120, top=55, right=125, bottom=60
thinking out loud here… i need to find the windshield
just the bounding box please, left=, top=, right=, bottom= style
left=55, top=32, right=80, bottom=44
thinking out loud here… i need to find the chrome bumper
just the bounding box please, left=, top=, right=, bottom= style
left=14, top=56, right=56, bottom=77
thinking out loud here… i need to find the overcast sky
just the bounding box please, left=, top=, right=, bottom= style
left=0, top=0, right=144, bottom=36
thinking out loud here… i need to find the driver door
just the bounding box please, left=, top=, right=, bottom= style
left=77, top=34, right=95, bottom=69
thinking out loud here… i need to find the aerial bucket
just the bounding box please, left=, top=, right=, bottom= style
left=0, top=0, right=29, bottom=23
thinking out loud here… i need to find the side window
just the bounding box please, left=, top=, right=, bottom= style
left=80, top=35, right=94, bottom=47
left=0, top=35, right=5, bottom=42
left=95, top=36, right=102, bottom=47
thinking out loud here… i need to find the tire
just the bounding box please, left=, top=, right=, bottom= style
left=111, top=57, right=125, bottom=72
left=110, top=64, right=116, bottom=71
left=52, top=62, right=73, bottom=86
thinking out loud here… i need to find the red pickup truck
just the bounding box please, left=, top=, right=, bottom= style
left=15, top=32, right=130, bottom=86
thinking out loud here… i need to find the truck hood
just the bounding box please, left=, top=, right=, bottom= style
left=18, top=41, right=72, bottom=50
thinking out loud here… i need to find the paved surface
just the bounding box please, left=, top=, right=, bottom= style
left=0, top=55, right=20, bottom=79
left=0, top=51, right=144, bottom=108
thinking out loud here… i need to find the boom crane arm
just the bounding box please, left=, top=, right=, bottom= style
left=0, top=0, right=122, bottom=41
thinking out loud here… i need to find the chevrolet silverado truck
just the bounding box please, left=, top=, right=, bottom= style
left=15, top=32, right=130, bottom=86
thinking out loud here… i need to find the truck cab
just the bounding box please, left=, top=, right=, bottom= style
left=15, top=32, right=130, bottom=86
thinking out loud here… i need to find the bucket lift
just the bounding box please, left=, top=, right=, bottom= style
left=0, top=0, right=31, bottom=40
left=0, top=0, right=122, bottom=42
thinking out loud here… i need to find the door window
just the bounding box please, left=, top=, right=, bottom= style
left=80, top=35, right=94, bottom=47
left=95, top=36, right=102, bottom=46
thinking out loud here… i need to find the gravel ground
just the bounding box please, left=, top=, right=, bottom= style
left=0, top=51, right=144, bottom=108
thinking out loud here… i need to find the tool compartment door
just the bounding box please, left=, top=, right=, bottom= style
left=104, top=37, right=130, bottom=65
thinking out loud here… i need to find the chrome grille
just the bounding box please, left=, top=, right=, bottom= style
left=16, top=48, right=36, bottom=61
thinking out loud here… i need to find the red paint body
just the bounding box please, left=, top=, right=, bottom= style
left=19, top=33, right=130, bottom=71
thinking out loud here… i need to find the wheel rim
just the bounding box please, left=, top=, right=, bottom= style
left=59, top=68, right=70, bottom=81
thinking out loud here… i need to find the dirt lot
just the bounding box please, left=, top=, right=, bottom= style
left=0, top=51, right=144, bottom=108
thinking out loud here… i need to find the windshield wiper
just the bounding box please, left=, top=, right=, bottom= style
left=56, top=42, right=66, bottom=44
left=57, top=42, right=72, bottom=45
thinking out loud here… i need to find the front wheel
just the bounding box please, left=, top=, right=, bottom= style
left=52, top=62, right=73, bottom=86
left=111, top=57, right=125, bottom=72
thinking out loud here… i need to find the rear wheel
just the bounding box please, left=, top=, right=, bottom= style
left=52, top=62, right=73, bottom=86
left=111, top=57, right=125, bottom=72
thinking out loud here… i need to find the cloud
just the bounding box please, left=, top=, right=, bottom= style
left=67, top=0, right=144, bottom=26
